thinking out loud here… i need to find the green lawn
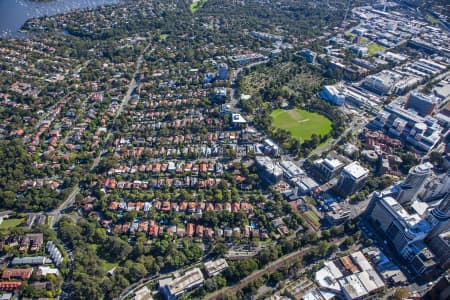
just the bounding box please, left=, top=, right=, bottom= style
left=270, top=109, right=332, bottom=143
left=367, top=43, right=385, bottom=56
left=190, top=0, right=207, bottom=14
left=0, top=218, right=23, bottom=229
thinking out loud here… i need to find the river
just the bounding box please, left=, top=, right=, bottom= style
left=0, top=0, right=122, bottom=38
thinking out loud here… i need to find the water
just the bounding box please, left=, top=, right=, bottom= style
left=0, top=0, right=122, bottom=38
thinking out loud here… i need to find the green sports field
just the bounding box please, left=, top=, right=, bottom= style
left=270, top=108, right=332, bottom=143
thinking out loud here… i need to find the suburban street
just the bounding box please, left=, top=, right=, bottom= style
left=49, top=42, right=152, bottom=228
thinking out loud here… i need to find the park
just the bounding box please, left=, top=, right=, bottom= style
left=270, top=108, right=332, bottom=143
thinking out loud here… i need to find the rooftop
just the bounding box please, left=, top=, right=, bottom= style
left=339, top=274, right=368, bottom=299
left=204, top=259, right=229, bottom=276
left=342, top=162, right=369, bottom=180
left=166, top=268, right=204, bottom=296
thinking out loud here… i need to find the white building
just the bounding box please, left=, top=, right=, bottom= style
left=160, top=268, right=204, bottom=300
left=204, top=259, right=229, bottom=277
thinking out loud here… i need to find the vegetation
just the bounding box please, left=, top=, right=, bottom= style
left=190, top=0, right=208, bottom=14
left=367, top=43, right=386, bottom=56
left=270, top=109, right=332, bottom=143
left=0, top=218, right=24, bottom=230
left=304, top=211, right=321, bottom=228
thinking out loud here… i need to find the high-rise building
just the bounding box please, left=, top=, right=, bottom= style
left=423, top=275, right=450, bottom=300
left=336, top=162, right=369, bottom=196
left=405, top=92, right=438, bottom=117
left=426, top=193, right=450, bottom=243
left=419, top=171, right=450, bottom=202
left=396, top=163, right=432, bottom=204
left=427, top=230, right=450, bottom=270
left=365, top=192, right=431, bottom=260
left=217, top=63, right=228, bottom=80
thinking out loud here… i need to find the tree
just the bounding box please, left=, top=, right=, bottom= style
left=344, top=236, right=354, bottom=248
left=211, top=243, right=229, bottom=258
left=429, top=151, right=444, bottom=166
left=129, top=262, right=147, bottom=282
left=269, top=271, right=283, bottom=285
left=102, top=236, right=132, bottom=261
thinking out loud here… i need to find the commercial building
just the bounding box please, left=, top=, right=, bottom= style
left=313, top=157, right=344, bottom=181
left=426, top=193, right=450, bottom=243
left=319, top=86, right=345, bottom=106
left=263, top=139, right=280, bottom=157
left=419, top=171, right=450, bottom=202
left=423, top=274, right=450, bottom=300
left=314, top=251, right=385, bottom=300
left=405, top=92, right=438, bottom=116
left=159, top=268, right=204, bottom=300
left=230, top=113, right=247, bottom=128
left=204, top=259, right=229, bottom=277
left=365, top=192, right=432, bottom=262
left=279, top=160, right=305, bottom=179
left=255, top=156, right=283, bottom=184
left=396, top=163, right=432, bottom=204
left=348, top=45, right=368, bottom=57
left=293, top=176, right=319, bottom=195
left=427, top=230, right=450, bottom=270
left=336, top=162, right=369, bottom=196
left=372, top=103, right=442, bottom=152
left=325, top=202, right=351, bottom=225
left=363, top=70, right=402, bottom=95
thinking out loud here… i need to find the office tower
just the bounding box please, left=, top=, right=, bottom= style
left=336, top=162, right=369, bottom=196
left=397, top=163, right=432, bottom=204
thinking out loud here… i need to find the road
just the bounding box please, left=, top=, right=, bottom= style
left=50, top=42, right=152, bottom=228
